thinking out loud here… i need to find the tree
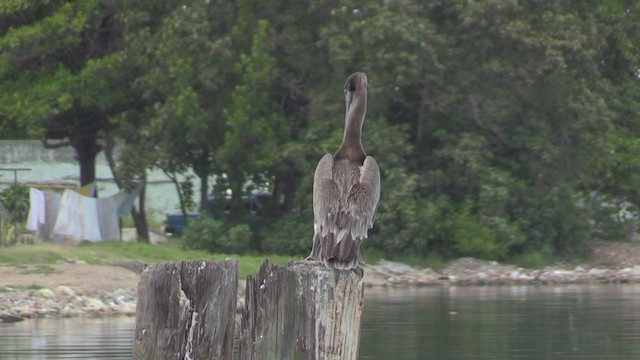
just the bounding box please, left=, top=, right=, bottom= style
left=0, top=1, right=127, bottom=187
left=217, top=19, right=286, bottom=212
left=117, top=0, right=235, bottom=211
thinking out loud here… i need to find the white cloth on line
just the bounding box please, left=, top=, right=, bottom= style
left=43, top=191, right=62, bottom=242
left=26, top=188, right=46, bottom=232
left=52, top=186, right=141, bottom=243
left=53, top=189, right=102, bottom=242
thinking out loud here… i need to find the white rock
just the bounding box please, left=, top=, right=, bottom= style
left=378, top=260, right=414, bottom=275
left=588, top=268, right=608, bottom=276
left=552, top=270, right=573, bottom=276
left=54, top=285, right=76, bottom=298
left=83, top=298, right=105, bottom=310
left=37, top=288, right=56, bottom=299
left=387, top=276, right=401, bottom=284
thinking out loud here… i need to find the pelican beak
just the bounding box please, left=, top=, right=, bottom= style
left=345, top=89, right=354, bottom=111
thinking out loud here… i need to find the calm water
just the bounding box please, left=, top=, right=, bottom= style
left=1, top=284, right=640, bottom=359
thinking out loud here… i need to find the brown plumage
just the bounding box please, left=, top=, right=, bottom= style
left=307, top=72, right=381, bottom=270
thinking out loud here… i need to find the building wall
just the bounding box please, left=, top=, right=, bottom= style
left=0, top=140, right=201, bottom=220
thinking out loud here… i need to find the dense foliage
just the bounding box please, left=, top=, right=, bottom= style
left=0, top=184, right=29, bottom=224
left=1, top=1, right=639, bottom=260
left=182, top=216, right=252, bottom=254
left=0, top=184, right=29, bottom=246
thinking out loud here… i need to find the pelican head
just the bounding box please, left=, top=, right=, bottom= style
left=344, top=72, right=367, bottom=112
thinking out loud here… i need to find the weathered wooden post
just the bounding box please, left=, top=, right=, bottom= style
left=240, top=260, right=364, bottom=360
left=133, top=259, right=238, bottom=360
left=240, top=261, right=298, bottom=359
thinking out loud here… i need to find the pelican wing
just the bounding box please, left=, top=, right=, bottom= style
left=317, top=156, right=380, bottom=268
left=313, top=154, right=340, bottom=246
left=343, top=156, right=380, bottom=242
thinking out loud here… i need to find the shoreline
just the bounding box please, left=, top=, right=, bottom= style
left=364, top=258, right=640, bottom=287
left=3, top=257, right=640, bottom=323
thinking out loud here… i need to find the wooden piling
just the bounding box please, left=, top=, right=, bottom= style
left=133, top=259, right=364, bottom=360
left=240, top=260, right=298, bottom=360
left=133, top=259, right=238, bottom=360
left=240, top=261, right=364, bottom=360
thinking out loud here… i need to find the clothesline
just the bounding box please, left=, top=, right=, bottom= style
left=26, top=183, right=141, bottom=243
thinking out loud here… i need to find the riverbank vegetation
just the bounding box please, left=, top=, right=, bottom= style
left=1, top=1, right=639, bottom=263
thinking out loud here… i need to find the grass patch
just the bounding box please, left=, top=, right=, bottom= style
left=0, top=241, right=293, bottom=279
left=0, top=245, right=67, bottom=265
left=1, top=284, right=45, bottom=291
left=121, top=216, right=163, bottom=229
left=19, top=264, right=60, bottom=275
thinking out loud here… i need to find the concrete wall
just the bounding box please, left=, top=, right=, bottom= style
left=0, top=140, right=201, bottom=220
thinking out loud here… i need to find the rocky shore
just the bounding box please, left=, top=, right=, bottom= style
left=364, top=258, right=640, bottom=287
left=2, top=253, right=640, bottom=323
left=0, top=285, right=136, bottom=323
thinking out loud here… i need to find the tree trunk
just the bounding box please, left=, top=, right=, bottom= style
left=73, top=136, right=101, bottom=190
left=104, top=133, right=149, bottom=241
left=200, top=173, right=209, bottom=210
left=131, top=179, right=149, bottom=243
left=163, top=170, right=189, bottom=219
left=194, top=143, right=212, bottom=208
left=229, top=167, right=245, bottom=219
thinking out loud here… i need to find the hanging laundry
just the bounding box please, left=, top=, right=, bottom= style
left=26, top=188, right=46, bottom=232
left=53, top=189, right=102, bottom=242
left=43, top=192, right=62, bottom=242
left=52, top=186, right=142, bottom=243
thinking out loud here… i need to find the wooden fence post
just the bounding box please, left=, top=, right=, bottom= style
left=133, top=259, right=238, bottom=360
left=240, top=260, right=364, bottom=360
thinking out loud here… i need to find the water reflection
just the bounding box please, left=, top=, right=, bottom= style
left=0, top=317, right=134, bottom=359
left=2, top=285, right=640, bottom=359
left=360, top=285, right=640, bottom=360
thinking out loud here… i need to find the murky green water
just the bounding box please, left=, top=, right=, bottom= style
left=361, top=285, right=640, bottom=360
left=2, top=284, right=640, bottom=359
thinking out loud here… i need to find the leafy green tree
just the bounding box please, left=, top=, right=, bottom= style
left=116, top=0, right=235, bottom=210
left=0, top=1, right=128, bottom=187
left=217, top=19, right=286, bottom=213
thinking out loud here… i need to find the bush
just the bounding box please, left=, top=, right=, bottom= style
left=182, top=216, right=252, bottom=253
left=0, top=184, right=29, bottom=223
left=261, top=211, right=312, bottom=255
left=453, top=210, right=507, bottom=260
left=513, top=186, right=592, bottom=258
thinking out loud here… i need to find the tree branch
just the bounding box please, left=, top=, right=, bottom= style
left=41, top=138, right=71, bottom=149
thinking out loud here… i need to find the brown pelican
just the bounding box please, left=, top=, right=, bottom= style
left=308, top=72, right=381, bottom=270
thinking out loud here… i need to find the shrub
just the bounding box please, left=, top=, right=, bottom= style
left=261, top=211, right=312, bottom=255
left=0, top=184, right=29, bottom=223
left=453, top=210, right=507, bottom=260
left=182, top=216, right=252, bottom=254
